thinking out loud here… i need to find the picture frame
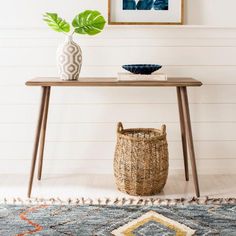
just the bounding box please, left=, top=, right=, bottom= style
left=108, top=0, right=184, bottom=25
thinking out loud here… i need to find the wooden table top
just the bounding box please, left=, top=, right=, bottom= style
left=26, top=77, right=202, bottom=87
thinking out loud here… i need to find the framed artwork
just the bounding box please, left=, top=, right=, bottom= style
left=108, top=0, right=183, bottom=25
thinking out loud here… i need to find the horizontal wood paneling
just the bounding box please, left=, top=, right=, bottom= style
left=1, top=47, right=236, bottom=66
left=0, top=104, right=236, bottom=123
left=2, top=37, right=236, bottom=48
left=1, top=85, right=236, bottom=104
left=0, top=141, right=235, bottom=160
left=1, top=26, right=236, bottom=39
left=0, top=159, right=235, bottom=174
left=1, top=66, right=236, bottom=85
left=0, top=123, right=236, bottom=142
left=1, top=0, right=236, bottom=174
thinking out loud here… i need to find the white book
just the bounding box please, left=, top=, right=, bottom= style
left=118, top=73, right=168, bottom=81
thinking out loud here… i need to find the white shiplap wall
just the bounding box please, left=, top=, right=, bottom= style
left=0, top=0, right=236, bottom=174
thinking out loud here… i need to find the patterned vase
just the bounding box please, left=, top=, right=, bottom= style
left=57, top=35, right=82, bottom=81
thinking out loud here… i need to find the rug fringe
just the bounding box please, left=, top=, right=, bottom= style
left=1, top=197, right=236, bottom=206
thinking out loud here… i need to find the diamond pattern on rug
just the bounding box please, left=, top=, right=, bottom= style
left=133, top=221, right=176, bottom=236
left=1, top=204, right=236, bottom=235
left=112, top=211, right=195, bottom=236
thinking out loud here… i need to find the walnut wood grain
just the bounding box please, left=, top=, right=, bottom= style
left=37, top=87, right=51, bottom=181
left=180, top=87, right=200, bottom=197
left=26, top=77, right=202, bottom=87
left=28, top=87, right=47, bottom=198
left=26, top=77, right=202, bottom=197
left=177, top=87, right=189, bottom=181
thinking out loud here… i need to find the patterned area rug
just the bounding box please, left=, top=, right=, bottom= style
left=0, top=198, right=236, bottom=235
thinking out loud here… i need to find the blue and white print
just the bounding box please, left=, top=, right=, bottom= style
left=123, top=0, right=169, bottom=10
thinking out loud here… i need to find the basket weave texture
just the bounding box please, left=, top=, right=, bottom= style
left=114, top=122, right=169, bottom=196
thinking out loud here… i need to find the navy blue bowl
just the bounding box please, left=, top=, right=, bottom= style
left=122, top=64, right=162, bottom=75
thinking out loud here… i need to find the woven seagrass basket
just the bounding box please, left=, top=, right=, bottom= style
left=114, top=122, right=169, bottom=196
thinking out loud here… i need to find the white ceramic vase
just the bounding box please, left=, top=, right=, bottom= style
left=57, top=35, right=82, bottom=81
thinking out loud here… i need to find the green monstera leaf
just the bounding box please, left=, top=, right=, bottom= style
left=72, top=10, right=106, bottom=36
left=43, top=13, right=70, bottom=33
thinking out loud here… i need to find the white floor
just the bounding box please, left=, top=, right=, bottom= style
left=0, top=174, right=236, bottom=199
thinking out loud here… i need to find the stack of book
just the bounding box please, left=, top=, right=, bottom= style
left=118, top=73, right=168, bottom=81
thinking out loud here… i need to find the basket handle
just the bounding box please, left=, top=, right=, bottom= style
left=117, top=122, right=124, bottom=133
left=161, top=125, right=166, bottom=135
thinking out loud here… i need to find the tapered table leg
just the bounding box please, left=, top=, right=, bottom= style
left=28, top=87, right=47, bottom=198
left=177, top=87, right=189, bottom=181
left=38, top=87, right=51, bottom=180
left=180, top=87, right=200, bottom=197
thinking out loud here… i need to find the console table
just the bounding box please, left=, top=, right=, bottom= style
left=26, top=77, right=202, bottom=198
